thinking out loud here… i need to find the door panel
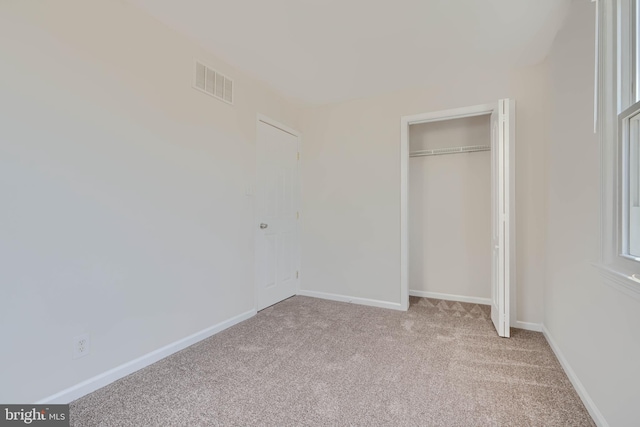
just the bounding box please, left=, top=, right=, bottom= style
left=256, top=120, right=299, bottom=310
left=490, top=99, right=513, bottom=338
left=264, top=234, right=277, bottom=288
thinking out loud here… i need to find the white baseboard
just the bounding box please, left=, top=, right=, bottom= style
left=36, top=309, right=257, bottom=404
left=542, top=325, right=608, bottom=427
left=514, top=321, right=543, bottom=332
left=298, top=290, right=403, bottom=311
left=409, top=290, right=491, bottom=306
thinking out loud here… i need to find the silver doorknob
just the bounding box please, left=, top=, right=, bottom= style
left=260, top=223, right=268, bottom=229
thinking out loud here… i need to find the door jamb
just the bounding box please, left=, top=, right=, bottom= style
left=399, top=103, right=499, bottom=312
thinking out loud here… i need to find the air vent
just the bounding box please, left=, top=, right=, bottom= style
left=193, top=60, right=233, bottom=105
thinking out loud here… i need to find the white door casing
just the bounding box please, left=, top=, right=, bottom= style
left=400, top=99, right=515, bottom=337
left=490, top=99, right=513, bottom=338
left=255, top=117, right=300, bottom=311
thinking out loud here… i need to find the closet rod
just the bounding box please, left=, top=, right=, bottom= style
left=409, top=144, right=490, bottom=157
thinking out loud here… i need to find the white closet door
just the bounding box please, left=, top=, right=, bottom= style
left=490, top=99, right=513, bottom=338
left=255, top=119, right=300, bottom=311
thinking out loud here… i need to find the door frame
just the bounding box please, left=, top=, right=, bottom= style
left=254, top=114, right=302, bottom=311
left=399, top=102, right=515, bottom=325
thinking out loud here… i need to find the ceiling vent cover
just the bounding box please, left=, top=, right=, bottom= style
left=194, top=60, right=233, bottom=105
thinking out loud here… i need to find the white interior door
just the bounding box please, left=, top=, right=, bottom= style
left=256, top=119, right=300, bottom=311
left=490, top=99, right=514, bottom=338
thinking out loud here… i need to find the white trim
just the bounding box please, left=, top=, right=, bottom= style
left=618, top=0, right=634, bottom=113
left=400, top=112, right=409, bottom=311
left=594, top=0, right=600, bottom=133
left=542, top=325, right=609, bottom=427
left=297, top=290, right=404, bottom=311
left=593, top=262, right=640, bottom=300
left=514, top=321, right=543, bottom=332
left=297, top=128, right=304, bottom=295
left=601, top=0, right=640, bottom=283
left=400, top=101, right=516, bottom=323
left=506, top=99, right=518, bottom=335
left=36, top=309, right=256, bottom=404
left=401, top=103, right=495, bottom=126
left=257, top=114, right=301, bottom=138
left=408, top=290, right=491, bottom=306
left=598, top=0, right=640, bottom=297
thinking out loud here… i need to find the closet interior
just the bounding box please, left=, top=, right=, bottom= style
left=408, top=114, right=492, bottom=303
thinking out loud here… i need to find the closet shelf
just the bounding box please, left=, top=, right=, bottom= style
left=409, top=144, right=491, bottom=157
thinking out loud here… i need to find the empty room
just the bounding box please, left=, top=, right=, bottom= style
left=1, top=0, right=639, bottom=426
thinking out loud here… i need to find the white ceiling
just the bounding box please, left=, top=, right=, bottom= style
left=129, top=0, right=572, bottom=105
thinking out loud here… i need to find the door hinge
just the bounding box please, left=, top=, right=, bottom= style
left=297, top=152, right=300, bottom=161
left=296, top=271, right=299, bottom=279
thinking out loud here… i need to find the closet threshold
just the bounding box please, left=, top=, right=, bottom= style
left=409, top=144, right=491, bottom=157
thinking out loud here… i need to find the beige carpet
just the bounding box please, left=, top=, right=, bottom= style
left=70, top=296, right=594, bottom=426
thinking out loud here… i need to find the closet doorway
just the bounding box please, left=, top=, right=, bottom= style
left=400, top=100, right=515, bottom=337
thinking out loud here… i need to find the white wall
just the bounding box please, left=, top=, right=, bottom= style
left=0, top=0, right=300, bottom=403
left=544, top=1, right=640, bottom=425
left=300, top=63, right=549, bottom=324
left=409, top=117, right=491, bottom=300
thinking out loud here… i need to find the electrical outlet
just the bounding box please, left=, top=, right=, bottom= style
left=73, top=333, right=90, bottom=359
